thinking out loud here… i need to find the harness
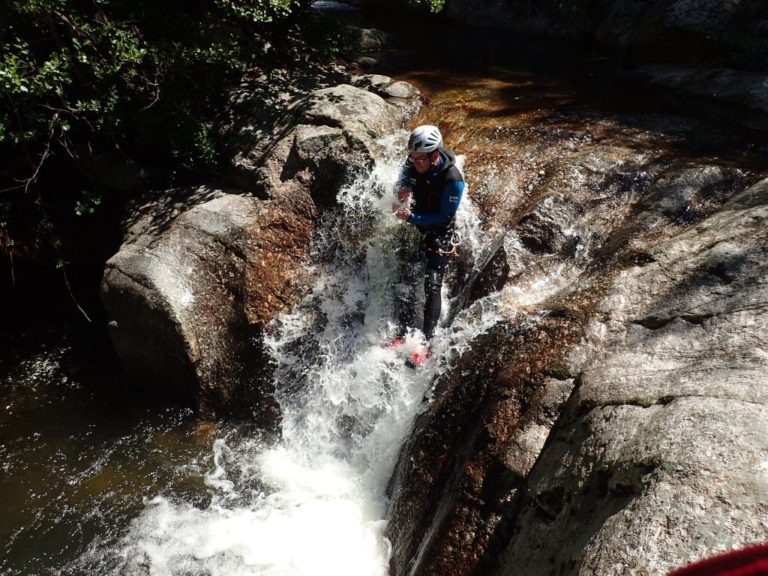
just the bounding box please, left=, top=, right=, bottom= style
left=421, top=231, right=463, bottom=256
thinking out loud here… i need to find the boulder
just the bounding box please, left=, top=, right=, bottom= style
left=232, top=83, right=416, bottom=200
left=343, top=26, right=389, bottom=55
left=352, top=74, right=423, bottom=111
left=101, top=186, right=315, bottom=420
left=497, top=178, right=768, bottom=575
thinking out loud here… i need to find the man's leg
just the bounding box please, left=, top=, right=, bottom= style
left=422, top=264, right=445, bottom=340
left=393, top=228, right=421, bottom=338
left=396, top=265, right=419, bottom=338
left=421, top=229, right=452, bottom=340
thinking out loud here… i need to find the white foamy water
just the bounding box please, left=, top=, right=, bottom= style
left=76, top=134, right=502, bottom=576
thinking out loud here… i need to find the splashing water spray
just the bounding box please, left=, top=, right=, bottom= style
left=79, top=133, right=503, bottom=576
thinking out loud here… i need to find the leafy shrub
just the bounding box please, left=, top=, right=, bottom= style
left=1, top=0, right=310, bottom=186
left=0, top=0, right=312, bottom=306
left=408, top=0, right=446, bottom=13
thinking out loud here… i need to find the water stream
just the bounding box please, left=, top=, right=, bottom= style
left=74, top=132, right=499, bottom=574
left=0, top=129, right=497, bottom=574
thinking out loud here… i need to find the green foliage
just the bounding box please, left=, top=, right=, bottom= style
left=74, top=189, right=101, bottom=216
left=1, top=0, right=308, bottom=167
left=0, top=0, right=311, bottom=283
left=407, top=0, right=445, bottom=13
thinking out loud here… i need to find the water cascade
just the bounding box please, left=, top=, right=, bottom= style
left=73, top=133, right=502, bottom=575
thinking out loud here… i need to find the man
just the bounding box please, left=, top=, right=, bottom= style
left=391, top=124, right=465, bottom=364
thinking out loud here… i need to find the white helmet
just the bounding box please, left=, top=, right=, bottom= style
left=408, top=125, right=442, bottom=153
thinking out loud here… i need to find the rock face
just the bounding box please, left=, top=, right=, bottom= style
left=438, top=0, right=768, bottom=131
left=101, top=187, right=315, bottom=420
left=228, top=83, right=410, bottom=201
left=102, top=80, right=419, bottom=418
left=384, top=103, right=768, bottom=575
left=497, top=178, right=768, bottom=576
left=386, top=318, right=584, bottom=576
left=620, top=66, right=768, bottom=132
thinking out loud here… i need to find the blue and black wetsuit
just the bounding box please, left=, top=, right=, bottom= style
left=399, top=146, right=465, bottom=340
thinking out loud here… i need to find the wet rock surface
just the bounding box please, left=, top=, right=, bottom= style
left=387, top=167, right=768, bottom=575
left=386, top=316, right=585, bottom=576
left=384, top=60, right=768, bottom=574
left=497, top=178, right=768, bottom=576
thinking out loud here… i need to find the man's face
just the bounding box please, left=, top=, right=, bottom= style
left=409, top=151, right=434, bottom=174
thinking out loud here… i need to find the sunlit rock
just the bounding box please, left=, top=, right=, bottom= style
left=497, top=178, right=768, bottom=575
left=233, top=83, right=415, bottom=201
left=384, top=113, right=766, bottom=575
left=352, top=74, right=423, bottom=109
left=101, top=187, right=313, bottom=420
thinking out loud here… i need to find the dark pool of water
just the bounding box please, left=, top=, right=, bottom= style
left=0, top=321, right=223, bottom=575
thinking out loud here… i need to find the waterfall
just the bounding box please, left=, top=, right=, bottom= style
left=75, top=133, right=503, bottom=576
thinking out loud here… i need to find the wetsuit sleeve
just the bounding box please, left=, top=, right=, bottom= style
left=408, top=179, right=464, bottom=227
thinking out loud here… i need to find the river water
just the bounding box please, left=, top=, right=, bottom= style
left=2, top=6, right=767, bottom=576
left=2, top=134, right=498, bottom=575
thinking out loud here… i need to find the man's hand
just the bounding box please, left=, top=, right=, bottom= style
left=392, top=187, right=412, bottom=220
left=396, top=187, right=412, bottom=203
